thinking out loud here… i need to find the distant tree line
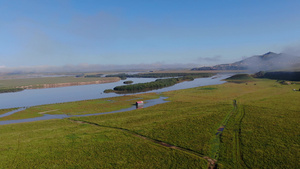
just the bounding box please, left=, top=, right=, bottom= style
left=106, top=73, right=127, bottom=80
left=75, top=74, right=85, bottom=77
left=254, top=71, right=300, bottom=81
left=0, top=88, right=24, bottom=93
left=225, top=74, right=253, bottom=80
left=75, top=74, right=104, bottom=78
left=84, top=74, right=103, bottom=78
left=106, top=73, right=215, bottom=79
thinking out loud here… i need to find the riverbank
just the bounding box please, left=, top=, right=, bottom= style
left=0, top=76, right=120, bottom=93
left=18, top=77, right=120, bottom=89
left=0, top=95, right=168, bottom=125
left=0, top=75, right=228, bottom=109
left=0, top=93, right=160, bottom=121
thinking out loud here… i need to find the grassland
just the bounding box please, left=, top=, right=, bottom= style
left=0, top=76, right=120, bottom=91
left=0, top=108, right=17, bottom=115
left=0, top=119, right=207, bottom=168
left=0, top=77, right=299, bottom=168
left=0, top=93, right=159, bottom=121
left=224, top=73, right=256, bottom=84
left=106, top=72, right=215, bottom=78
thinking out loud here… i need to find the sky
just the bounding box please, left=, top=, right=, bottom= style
left=0, top=0, right=300, bottom=71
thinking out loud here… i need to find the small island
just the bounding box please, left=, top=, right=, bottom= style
left=123, top=80, right=133, bottom=84
left=105, top=76, right=194, bottom=94
left=104, top=73, right=215, bottom=94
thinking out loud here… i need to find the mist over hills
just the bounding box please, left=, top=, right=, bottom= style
left=1, top=52, right=300, bottom=75
left=192, top=52, right=300, bottom=72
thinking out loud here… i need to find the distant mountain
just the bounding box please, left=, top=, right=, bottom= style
left=192, top=52, right=300, bottom=72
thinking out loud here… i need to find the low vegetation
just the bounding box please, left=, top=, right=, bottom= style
left=0, top=119, right=207, bottom=168
left=84, top=74, right=103, bottom=78
left=0, top=76, right=120, bottom=91
left=105, top=73, right=216, bottom=94
left=254, top=71, right=300, bottom=81
left=0, top=93, right=159, bottom=121
left=123, top=80, right=133, bottom=84
left=0, top=108, right=17, bottom=115
left=0, top=77, right=299, bottom=168
left=109, top=76, right=195, bottom=93
left=106, top=72, right=215, bottom=79
left=0, top=88, right=24, bottom=93
left=106, top=73, right=127, bottom=80
left=224, top=74, right=254, bottom=83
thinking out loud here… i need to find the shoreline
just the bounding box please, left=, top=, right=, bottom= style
left=16, top=77, right=120, bottom=90
left=0, top=75, right=229, bottom=109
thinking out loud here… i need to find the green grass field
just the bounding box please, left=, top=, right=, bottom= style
left=0, top=77, right=299, bottom=168
left=0, top=93, right=159, bottom=121
left=0, top=108, right=17, bottom=115
left=0, top=119, right=207, bottom=168
left=0, top=76, right=119, bottom=89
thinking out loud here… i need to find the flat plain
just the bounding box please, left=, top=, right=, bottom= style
left=0, top=76, right=299, bottom=168
left=0, top=76, right=119, bottom=90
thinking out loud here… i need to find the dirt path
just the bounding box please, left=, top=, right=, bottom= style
left=68, top=119, right=217, bottom=169
left=210, top=100, right=248, bottom=168
left=232, top=105, right=249, bottom=169
left=208, top=100, right=238, bottom=168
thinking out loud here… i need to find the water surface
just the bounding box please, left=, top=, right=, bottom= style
left=0, top=75, right=230, bottom=109
left=0, top=97, right=169, bottom=125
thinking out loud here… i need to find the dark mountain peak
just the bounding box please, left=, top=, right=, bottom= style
left=259, top=51, right=278, bottom=59
left=191, top=51, right=300, bottom=72
left=264, top=51, right=276, bottom=55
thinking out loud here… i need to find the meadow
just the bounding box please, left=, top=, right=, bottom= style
left=0, top=119, right=207, bottom=168
left=0, top=76, right=119, bottom=90
left=0, top=76, right=299, bottom=168
left=0, top=93, right=159, bottom=121
left=0, top=108, right=17, bottom=115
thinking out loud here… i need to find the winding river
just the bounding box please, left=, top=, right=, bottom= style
left=0, top=74, right=231, bottom=109
left=0, top=96, right=169, bottom=125
left=0, top=74, right=232, bottom=125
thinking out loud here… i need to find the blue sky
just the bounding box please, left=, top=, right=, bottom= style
left=0, top=0, right=300, bottom=68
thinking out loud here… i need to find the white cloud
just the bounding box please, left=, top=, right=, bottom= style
left=282, top=43, right=300, bottom=56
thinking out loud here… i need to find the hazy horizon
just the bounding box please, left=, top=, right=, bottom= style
left=1, top=1, right=300, bottom=72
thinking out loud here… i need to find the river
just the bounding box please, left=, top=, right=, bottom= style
left=0, top=96, right=169, bottom=125
left=0, top=74, right=231, bottom=109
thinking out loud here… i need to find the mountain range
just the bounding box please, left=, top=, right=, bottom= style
left=192, top=52, right=300, bottom=72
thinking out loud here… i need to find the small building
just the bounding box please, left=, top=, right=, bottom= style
left=136, top=101, right=144, bottom=108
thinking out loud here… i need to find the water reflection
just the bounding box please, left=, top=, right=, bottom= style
left=0, top=75, right=231, bottom=109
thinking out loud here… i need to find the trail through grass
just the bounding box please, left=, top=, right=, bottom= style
left=69, top=118, right=214, bottom=167
left=208, top=100, right=237, bottom=162
left=0, top=119, right=208, bottom=168
left=0, top=78, right=299, bottom=168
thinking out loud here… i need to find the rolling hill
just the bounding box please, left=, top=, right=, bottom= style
left=192, top=52, right=300, bottom=72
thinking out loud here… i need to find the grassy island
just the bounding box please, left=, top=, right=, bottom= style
left=105, top=72, right=215, bottom=93
left=105, top=77, right=194, bottom=93
left=123, top=80, right=133, bottom=84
